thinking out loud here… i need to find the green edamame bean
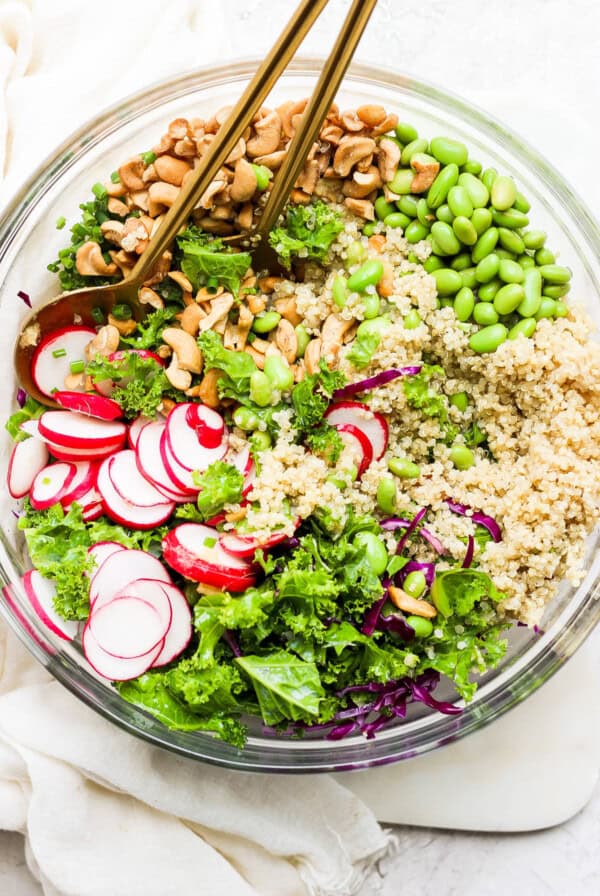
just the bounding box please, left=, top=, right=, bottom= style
left=389, top=168, right=414, bottom=195
left=481, top=167, right=498, bottom=191
left=471, top=227, right=499, bottom=263
left=534, top=247, right=556, bottom=266
left=453, top=287, right=475, bottom=321
left=477, top=278, right=501, bottom=301
left=518, top=253, right=536, bottom=269
left=395, top=122, right=419, bottom=144
left=408, top=251, right=419, bottom=264
left=468, top=323, right=508, bottom=353
left=493, top=283, right=525, bottom=315
left=403, top=309, right=422, bottom=329
left=517, top=268, right=542, bottom=318
left=495, top=248, right=516, bottom=261
left=449, top=444, right=475, bottom=470
left=347, top=258, right=384, bottom=292
left=542, top=284, right=569, bottom=299
left=440, top=298, right=453, bottom=308
left=405, top=220, right=430, bottom=243
left=357, top=316, right=391, bottom=338
left=375, top=196, right=396, bottom=221
left=388, top=457, right=421, bottom=479
left=384, top=211, right=411, bottom=230
left=363, top=294, right=381, bottom=319
left=460, top=267, right=478, bottom=289
left=462, top=159, right=483, bottom=175
left=233, top=406, right=259, bottom=431
left=453, top=216, right=478, bottom=246
left=475, top=253, right=500, bottom=283
left=423, top=255, right=444, bottom=273
left=498, top=259, right=524, bottom=284
left=396, top=195, right=419, bottom=217
left=508, top=318, right=537, bottom=340
left=432, top=268, right=463, bottom=296
left=492, top=208, right=529, bottom=229
left=498, top=228, right=525, bottom=255
left=417, top=197, right=435, bottom=227
left=473, top=302, right=499, bottom=325
left=252, top=311, right=281, bottom=333
left=471, top=207, right=493, bottom=235
left=377, top=476, right=397, bottom=514
left=554, top=301, right=568, bottom=317
left=403, top=570, right=427, bottom=598
left=401, top=138, right=428, bottom=165
left=449, top=391, right=469, bottom=412
left=535, top=297, right=558, bottom=320
left=264, top=355, right=294, bottom=392
left=457, top=172, right=489, bottom=209
left=523, top=230, right=547, bottom=250
left=538, top=264, right=572, bottom=284
left=354, top=532, right=388, bottom=576
left=362, top=222, right=377, bottom=237
left=251, top=164, right=272, bottom=191
left=450, top=252, right=472, bottom=271
left=249, top=370, right=273, bottom=406
left=491, top=175, right=517, bottom=211
left=346, top=240, right=368, bottom=268
left=429, top=136, right=468, bottom=167
left=406, top=615, right=434, bottom=638
left=429, top=237, right=445, bottom=257
left=447, top=185, right=474, bottom=218
left=426, top=163, right=459, bottom=209
left=332, top=275, right=349, bottom=309
left=295, top=324, right=310, bottom=357
left=431, top=221, right=461, bottom=255
left=513, top=191, right=531, bottom=214
left=435, top=204, right=454, bottom=225
left=249, top=430, right=272, bottom=453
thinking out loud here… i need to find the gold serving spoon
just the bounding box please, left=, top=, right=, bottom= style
left=15, top=0, right=377, bottom=405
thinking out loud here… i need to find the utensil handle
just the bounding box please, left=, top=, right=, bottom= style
left=126, top=0, right=330, bottom=287
left=256, top=0, right=378, bottom=240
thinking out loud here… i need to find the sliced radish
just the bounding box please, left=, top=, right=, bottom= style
left=54, top=391, right=123, bottom=421
left=31, top=326, right=96, bottom=398
left=96, top=459, right=175, bottom=529
left=162, top=524, right=257, bottom=592
left=82, top=501, right=103, bottom=521
left=106, top=451, right=174, bottom=508
left=90, top=548, right=171, bottom=607
left=39, top=411, right=126, bottom=450
left=117, top=578, right=173, bottom=632
left=48, top=441, right=119, bottom=462
left=59, top=461, right=97, bottom=508
left=228, top=444, right=253, bottom=477
left=19, top=419, right=42, bottom=438
left=337, top=423, right=374, bottom=477
left=30, top=462, right=76, bottom=510
left=220, top=529, right=290, bottom=558
left=7, top=438, right=49, bottom=498
left=185, top=404, right=225, bottom=449
left=128, top=415, right=154, bottom=450
left=82, top=623, right=163, bottom=681
left=89, top=595, right=167, bottom=659
left=324, top=401, right=388, bottom=460
left=22, top=569, right=78, bottom=641
left=88, top=541, right=125, bottom=573
left=164, top=403, right=228, bottom=473
left=135, top=422, right=192, bottom=501
left=159, top=429, right=198, bottom=493
left=151, top=582, right=192, bottom=667
left=2, top=583, right=41, bottom=645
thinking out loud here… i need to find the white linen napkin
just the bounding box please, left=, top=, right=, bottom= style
left=0, top=2, right=395, bottom=894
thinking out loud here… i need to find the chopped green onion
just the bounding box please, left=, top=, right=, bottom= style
left=206, top=277, right=219, bottom=293
left=52, top=348, right=67, bottom=359
left=141, top=151, right=157, bottom=166
left=92, top=182, right=107, bottom=200
left=55, top=216, right=66, bottom=230
left=69, top=361, right=85, bottom=374
left=110, top=171, right=120, bottom=184
left=203, top=536, right=217, bottom=548
left=91, top=306, right=105, bottom=324
left=251, top=163, right=272, bottom=191
left=111, top=303, right=133, bottom=321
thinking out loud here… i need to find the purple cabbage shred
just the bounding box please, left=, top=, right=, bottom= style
left=395, top=560, right=436, bottom=589
left=396, top=506, right=427, bottom=554
left=17, top=290, right=31, bottom=307
left=223, top=630, right=242, bottom=657
left=462, top=534, right=475, bottom=569
left=445, top=499, right=502, bottom=542
left=332, top=366, right=422, bottom=401
left=16, top=388, right=27, bottom=408
left=419, top=527, right=446, bottom=554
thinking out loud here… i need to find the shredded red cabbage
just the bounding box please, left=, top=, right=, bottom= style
left=420, top=527, right=446, bottom=554
left=361, top=593, right=388, bottom=637
left=17, top=290, right=31, bottom=307
left=332, top=366, right=422, bottom=401
left=223, top=630, right=242, bottom=657
left=445, top=499, right=502, bottom=542
left=395, top=560, right=436, bottom=589
left=377, top=611, right=415, bottom=640
left=396, top=507, right=427, bottom=554
left=16, top=388, right=26, bottom=408
left=462, top=534, right=475, bottom=568
left=379, top=517, right=411, bottom=531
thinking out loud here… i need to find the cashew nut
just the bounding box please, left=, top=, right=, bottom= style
left=388, top=586, right=437, bottom=619
left=75, top=242, right=118, bottom=277
left=247, top=294, right=267, bottom=315
left=154, top=155, right=192, bottom=186
left=85, top=325, right=120, bottom=360
left=344, top=197, right=375, bottom=220
left=225, top=137, right=246, bottom=164
left=333, top=136, right=377, bottom=177
left=107, top=313, right=137, bottom=336
left=230, top=158, right=258, bottom=202
left=167, top=271, right=194, bottom=294
left=179, top=303, right=205, bottom=336
left=410, top=156, right=440, bottom=193
left=236, top=201, right=254, bottom=231
left=343, top=166, right=382, bottom=199
left=109, top=249, right=135, bottom=277
left=138, top=286, right=164, bottom=309
left=244, top=344, right=266, bottom=370
left=168, top=118, right=190, bottom=141
left=197, top=368, right=222, bottom=408
left=273, top=295, right=302, bottom=327
left=304, top=338, right=322, bottom=375
left=165, top=354, right=192, bottom=391
left=246, top=110, right=282, bottom=157
left=120, top=218, right=149, bottom=254
left=356, top=104, right=387, bottom=127
left=377, top=137, right=401, bottom=183
left=295, top=158, right=320, bottom=195
left=107, top=197, right=130, bottom=217
left=100, top=220, right=125, bottom=246
left=161, top=327, right=203, bottom=373
left=197, top=179, right=227, bottom=210
left=148, top=181, right=180, bottom=214
left=197, top=293, right=234, bottom=333
left=275, top=319, right=298, bottom=363
left=118, top=157, right=145, bottom=191
left=253, top=149, right=287, bottom=170
left=321, top=314, right=355, bottom=365
left=371, top=113, right=399, bottom=138
left=340, top=110, right=366, bottom=133
left=377, top=261, right=395, bottom=298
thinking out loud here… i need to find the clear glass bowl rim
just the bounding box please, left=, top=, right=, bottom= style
left=0, top=57, right=599, bottom=773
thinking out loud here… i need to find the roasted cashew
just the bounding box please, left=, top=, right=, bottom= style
left=100, top=220, right=125, bottom=246
left=356, top=104, right=387, bottom=127
left=304, top=338, right=322, bottom=375
left=344, top=197, right=375, bottom=220
left=333, top=136, right=377, bottom=177
left=138, top=286, right=164, bottom=310
left=165, top=354, right=192, bottom=391
left=197, top=368, right=222, bottom=407
left=179, top=303, right=205, bottom=336
left=197, top=293, right=234, bottom=333
left=377, top=137, right=401, bottom=183
left=154, top=155, right=192, bottom=186
left=118, top=157, right=145, bottom=191
left=246, top=110, right=282, bottom=157
left=321, top=314, right=355, bottom=364
left=230, top=158, right=257, bottom=202
left=75, top=242, right=118, bottom=277
left=275, top=319, right=298, bottom=363
left=85, top=325, right=120, bottom=360
left=148, top=181, right=180, bottom=215
left=410, top=156, right=440, bottom=193
left=161, top=327, right=203, bottom=373
left=107, top=313, right=137, bottom=336
left=388, top=586, right=437, bottom=618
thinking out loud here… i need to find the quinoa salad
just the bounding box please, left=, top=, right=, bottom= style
left=5, top=100, right=600, bottom=747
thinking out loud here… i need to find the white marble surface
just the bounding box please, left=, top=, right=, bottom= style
left=1, top=0, right=600, bottom=893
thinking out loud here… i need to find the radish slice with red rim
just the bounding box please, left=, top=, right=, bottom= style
left=88, top=541, right=125, bottom=573
left=162, top=523, right=257, bottom=592
left=159, top=428, right=198, bottom=493
left=22, top=570, right=78, bottom=641
left=82, top=623, right=163, bottom=681
left=89, top=595, right=167, bottom=659
left=128, top=416, right=154, bottom=450
left=30, top=462, right=76, bottom=510
left=54, top=391, right=123, bottom=421
left=7, top=438, right=49, bottom=498
left=106, top=450, right=175, bottom=508
left=31, top=326, right=96, bottom=398
left=59, top=461, right=97, bottom=508
left=96, top=460, right=175, bottom=529
left=39, top=411, right=127, bottom=450
left=135, top=422, right=192, bottom=501
left=337, top=423, right=374, bottom=477
left=220, top=528, right=291, bottom=558
left=185, top=404, right=225, bottom=449
left=82, top=501, right=103, bottom=521
left=90, top=548, right=171, bottom=607
left=164, top=403, right=228, bottom=472
left=151, top=582, right=193, bottom=667
left=324, top=401, right=388, bottom=460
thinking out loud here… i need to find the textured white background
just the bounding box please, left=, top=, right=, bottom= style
left=2, top=0, right=600, bottom=893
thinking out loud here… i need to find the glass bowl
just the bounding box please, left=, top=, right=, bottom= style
left=1, top=59, right=599, bottom=773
